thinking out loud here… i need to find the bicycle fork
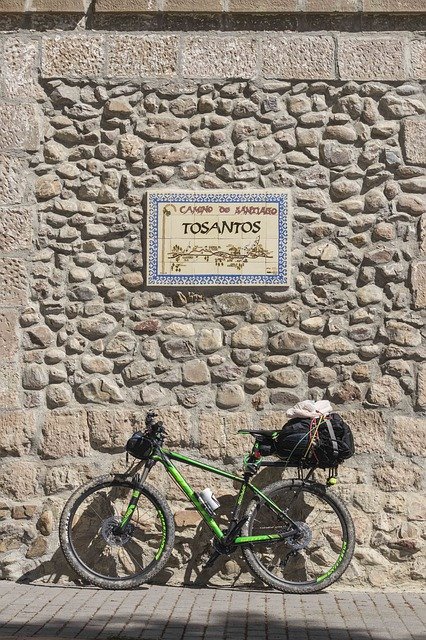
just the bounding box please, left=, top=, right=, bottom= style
left=114, top=460, right=156, bottom=535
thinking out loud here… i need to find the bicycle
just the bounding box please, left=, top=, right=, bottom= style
left=60, top=411, right=355, bottom=594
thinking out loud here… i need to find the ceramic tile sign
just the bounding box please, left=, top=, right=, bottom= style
left=146, top=189, right=290, bottom=287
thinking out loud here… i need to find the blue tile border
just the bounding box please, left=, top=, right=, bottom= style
left=146, top=189, right=290, bottom=287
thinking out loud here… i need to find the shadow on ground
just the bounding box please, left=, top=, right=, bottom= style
left=18, top=467, right=304, bottom=590
left=0, top=607, right=421, bottom=640
left=18, top=492, right=267, bottom=590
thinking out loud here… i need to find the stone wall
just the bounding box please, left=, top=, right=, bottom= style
left=0, top=5, right=425, bottom=589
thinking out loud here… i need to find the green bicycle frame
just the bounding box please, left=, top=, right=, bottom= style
left=122, top=448, right=300, bottom=546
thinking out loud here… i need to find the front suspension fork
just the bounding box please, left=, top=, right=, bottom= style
left=115, top=459, right=155, bottom=533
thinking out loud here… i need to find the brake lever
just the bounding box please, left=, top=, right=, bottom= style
left=155, top=422, right=167, bottom=436
left=145, top=412, right=158, bottom=429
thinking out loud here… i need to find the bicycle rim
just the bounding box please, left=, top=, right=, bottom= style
left=243, top=482, right=353, bottom=590
left=66, top=480, right=168, bottom=583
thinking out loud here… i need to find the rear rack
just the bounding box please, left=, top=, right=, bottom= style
left=258, top=461, right=339, bottom=485
left=258, top=460, right=312, bottom=468
left=258, top=460, right=318, bottom=482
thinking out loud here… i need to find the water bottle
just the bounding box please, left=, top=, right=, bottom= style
left=198, top=488, right=220, bottom=515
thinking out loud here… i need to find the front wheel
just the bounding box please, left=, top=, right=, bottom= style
left=242, top=479, right=355, bottom=594
left=60, top=475, right=175, bottom=590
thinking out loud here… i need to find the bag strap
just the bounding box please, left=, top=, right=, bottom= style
left=324, top=417, right=339, bottom=460
left=303, top=416, right=323, bottom=460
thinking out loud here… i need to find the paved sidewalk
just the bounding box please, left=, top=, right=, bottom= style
left=0, top=582, right=424, bottom=640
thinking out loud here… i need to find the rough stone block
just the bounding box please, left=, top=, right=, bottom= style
left=30, top=0, right=85, bottom=10
left=231, top=325, right=267, bottom=350
left=197, top=328, right=223, bottom=353
left=216, top=293, right=252, bottom=315
left=392, top=416, right=426, bottom=456
left=367, top=376, right=403, bottom=408
left=174, top=509, right=202, bottom=528
left=411, top=39, right=426, bottom=80
left=41, top=35, right=105, bottom=77
left=338, top=37, right=406, bottom=80
left=353, top=485, right=385, bottom=513
left=262, top=36, right=335, bottom=80
left=198, top=412, right=225, bottom=459
left=421, top=214, right=426, bottom=255
left=224, top=412, right=254, bottom=457
left=0, top=1, right=26, bottom=11
left=364, top=0, right=426, bottom=12
left=183, top=36, right=257, bottom=78
left=0, top=461, right=39, bottom=501
left=96, top=0, right=158, bottom=10
left=411, top=260, right=426, bottom=309
left=108, top=35, right=179, bottom=78
left=26, top=535, right=48, bottom=559
left=0, top=410, right=37, bottom=457
left=86, top=373, right=134, bottom=402
left=146, top=143, right=197, bottom=167
left=40, top=410, right=90, bottom=459
left=0, top=310, right=19, bottom=360
left=374, top=460, right=422, bottom=491
left=43, top=462, right=98, bottom=494
left=11, top=504, right=38, bottom=519
left=155, top=406, right=191, bottom=447
left=258, top=411, right=288, bottom=430
left=340, top=410, right=387, bottom=453
left=229, top=0, right=297, bottom=11
left=417, top=364, right=426, bottom=410
left=1, top=38, right=44, bottom=100
left=305, top=0, right=358, bottom=9
left=23, top=326, right=54, bottom=351
left=216, top=384, right=245, bottom=409
left=0, top=155, right=27, bottom=205
left=0, top=103, right=41, bottom=152
left=0, top=207, right=32, bottom=252
left=182, top=359, right=210, bottom=385
left=87, top=409, right=142, bottom=452
left=0, top=258, right=27, bottom=305
left=163, top=0, right=222, bottom=10
left=402, top=118, right=426, bottom=166
left=0, top=361, right=20, bottom=409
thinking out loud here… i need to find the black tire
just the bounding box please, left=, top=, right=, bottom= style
left=59, top=475, right=175, bottom=590
left=242, top=479, right=355, bottom=594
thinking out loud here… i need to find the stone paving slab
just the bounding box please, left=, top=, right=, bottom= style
left=0, top=582, right=425, bottom=640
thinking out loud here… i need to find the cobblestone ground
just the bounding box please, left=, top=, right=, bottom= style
left=0, top=582, right=424, bottom=640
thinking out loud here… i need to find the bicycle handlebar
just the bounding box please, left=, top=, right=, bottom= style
left=144, top=412, right=166, bottom=438
left=145, top=411, right=158, bottom=425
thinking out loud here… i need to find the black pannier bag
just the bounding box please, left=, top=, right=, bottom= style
left=125, top=431, right=153, bottom=460
left=274, top=413, right=355, bottom=469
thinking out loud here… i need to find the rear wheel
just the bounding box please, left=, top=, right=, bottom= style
left=242, top=479, right=354, bottom=594
left=60, top=475, right=175, bottom=589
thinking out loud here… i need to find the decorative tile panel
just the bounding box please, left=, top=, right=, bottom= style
left=146, top=189, right=291, bottom=287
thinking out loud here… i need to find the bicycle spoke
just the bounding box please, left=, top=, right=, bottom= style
left=243, top=482, right=352, bottom=591
left=66, top=481, right=169, bottom=582
left=87, top=505, right=107, bottom=523
left=123, top=542, right=146, bottom=572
